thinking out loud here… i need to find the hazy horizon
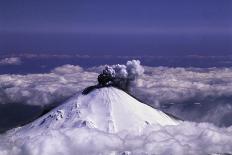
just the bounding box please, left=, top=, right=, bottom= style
left=1, top=0, right=231, bottom=56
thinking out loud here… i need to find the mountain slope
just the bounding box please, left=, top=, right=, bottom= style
left=13, top=87, right=179, bottom=136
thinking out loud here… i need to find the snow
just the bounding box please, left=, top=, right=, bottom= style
left=14, top=87, right=178, bottom=136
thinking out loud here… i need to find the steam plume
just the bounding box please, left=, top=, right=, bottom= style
left=98, top=60, right=144, bottom=91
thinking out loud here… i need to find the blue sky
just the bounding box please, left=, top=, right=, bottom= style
left=0, top=0, right=231, bottom=56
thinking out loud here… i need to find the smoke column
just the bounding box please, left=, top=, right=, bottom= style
left=98, top=60, right=144, bottom=91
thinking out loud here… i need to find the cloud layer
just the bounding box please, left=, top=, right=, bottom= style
left=0, top=65, right=97, bottom=106
left=130, top=66, right=232, bottom=126
left=0, top=57, right=22, bottom=66
left=134, top=66, right=232, bottom=103
left=1, top=122, right=232, bottom=155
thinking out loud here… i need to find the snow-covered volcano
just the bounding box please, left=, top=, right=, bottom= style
left=14, top=87, right=178, bottom=136
left=4, top=87, right=232, bottom=155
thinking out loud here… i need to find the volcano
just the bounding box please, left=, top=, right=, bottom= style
left=13, top=87, right=178, bottom=136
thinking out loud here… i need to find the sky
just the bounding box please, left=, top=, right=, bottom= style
left=0, top=0, right=232, bottom=56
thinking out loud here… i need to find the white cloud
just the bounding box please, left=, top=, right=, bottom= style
left=0, top=65, right=97, bottom=106
left=132, top=66, right=232, bottom=104
left=128, top=66, right=232, bottom=126
left=0, top=57, right=22, bottom=65
left=1, top=122, right=232, bottom=155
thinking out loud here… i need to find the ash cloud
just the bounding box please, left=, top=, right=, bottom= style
left=97, top=60, right=144, bottom=91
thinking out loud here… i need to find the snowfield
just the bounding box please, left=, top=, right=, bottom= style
left=0, top=87, right=232, bottom=155
left=13, top=87, right=178, bottom=135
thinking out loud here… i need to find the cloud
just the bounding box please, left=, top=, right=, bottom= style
left=133, top=66, right=232, bottom=103
left=0, top=65, right=97, bottom=106
left=97, top=60, right=144, bottom=91
left=1, top=122, right=232, bottom=155
left=0, top=57, right=22, bottom=66
left=128, top=66, right=232, bottom=126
